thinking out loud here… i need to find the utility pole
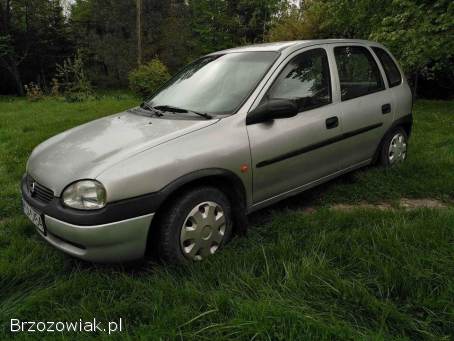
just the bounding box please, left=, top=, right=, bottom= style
left=136, top=0, right=142, bottom=66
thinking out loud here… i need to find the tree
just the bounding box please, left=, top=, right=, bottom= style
left=0, top=0, right=72, bottom=95
left=269, top=0, right=394, bottom=41
left=0, top=0, right=26, bottom=95
left=229, top=0, right=286, bottom=44
left=187, top=0, right=285, bottom=56
left=268, top=0, right=454, bottom=98
left=136, top=0, right=142, bottom=66
left=157, top=0, right=192, bottom=71
left=267, top=1, right=321, bottom=41
left=70, top=0, right=137, bottom=86
left=67, top=0, right=285, bottom=87
left=71, top=0, right=178, bottom=86
left=371, top=0, right=454, bottom=97
left=187, top=0, right=236, bottom=55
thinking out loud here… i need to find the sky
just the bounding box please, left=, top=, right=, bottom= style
left=61, top=0, right=73, bottom=15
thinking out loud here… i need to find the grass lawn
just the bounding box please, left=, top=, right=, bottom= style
left=0, top=95, right=453, bottom=340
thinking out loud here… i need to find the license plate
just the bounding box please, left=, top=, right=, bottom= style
left=23, top=199, right=45, bottom=234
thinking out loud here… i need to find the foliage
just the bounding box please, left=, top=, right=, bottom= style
left=306, top=0, right=393, bottom=39
left=0, top=0, right=73, bottom=95
left=0, top=0, right=453, bottom=98
left=370, top=0, right=454, bottom=96
left=50, top=78, right=60, bottom=97
left=70, top=0, right=139, bottom=87
left=68, top=0, right=285, bottom=86
left=188, top=0, right=286, bottom=55
left=268, top=0, right=454, bottom=98
left=23, top=82, right=44, bottom=101
left=157, top=2, right=193, bottom=71
left=55, top=50, right=93, bottom=102
left=268, top=0, right=393, bottom=41
left=267, top=3, right=319, bottom=41
left=187, top=0, right=236, bottom=55
left=0, top=95, right=453, bottom=339
left=128, top=58, right=170, bottom=98
left=0, top=34, right=13, bottom=57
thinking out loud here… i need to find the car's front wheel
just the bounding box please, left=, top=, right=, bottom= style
left=157, top=186, right=233, bottom=264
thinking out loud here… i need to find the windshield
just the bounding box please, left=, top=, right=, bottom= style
left=148, top=52, right=279, bottom=116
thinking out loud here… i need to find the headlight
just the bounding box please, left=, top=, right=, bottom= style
left=62, top=180, right=106, bottom=210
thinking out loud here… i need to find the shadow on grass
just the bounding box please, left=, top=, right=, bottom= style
left=247, top=169, right=363, bottom=227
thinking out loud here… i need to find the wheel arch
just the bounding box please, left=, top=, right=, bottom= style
left=146, top=168, right=248, bottom=256
left=373, top=113, right=412, bottom=164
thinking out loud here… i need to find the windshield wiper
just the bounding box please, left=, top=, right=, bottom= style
left=153, top=105, right=212, bottom=120
left=140, top=102, right=163, bottom=117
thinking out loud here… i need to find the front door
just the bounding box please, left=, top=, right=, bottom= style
left=247, top=47, right=343, bottom=204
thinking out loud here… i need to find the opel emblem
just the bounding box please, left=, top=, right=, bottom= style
left=30, top=181, right=36, bottom=196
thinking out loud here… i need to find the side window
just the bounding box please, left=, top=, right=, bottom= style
left=372, top=47, right=402, bottom=87
left=334, top=46, right=385, bottom=101
left=265, top=48, right=332, bottom=112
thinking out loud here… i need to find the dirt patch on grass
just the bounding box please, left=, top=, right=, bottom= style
left=399, top=198, right=448, bottom=209
left=330, top=198, right=449, bottom=211
left=331, top=202, right=393, bottom=211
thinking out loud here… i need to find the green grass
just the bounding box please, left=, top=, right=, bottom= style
left=0, top=96, right=453, bottom=340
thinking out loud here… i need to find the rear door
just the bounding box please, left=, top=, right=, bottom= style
left=371, top=46, right=412, bottom=122
left=247, top=46, right=343, bottom=204
left=331, top=45, right=394, bottom=167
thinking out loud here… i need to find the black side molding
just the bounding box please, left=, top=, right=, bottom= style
left=256, top=122, right=383, bottom=168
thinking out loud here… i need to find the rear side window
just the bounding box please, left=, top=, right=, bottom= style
left=265, top=48, right=332, bottom=112
left=372, top=47, right=402, bottom=87
left=334, top=46, right=385, bottom=101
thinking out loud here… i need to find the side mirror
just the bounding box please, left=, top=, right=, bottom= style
left=246, top=99, right=298, bottom=125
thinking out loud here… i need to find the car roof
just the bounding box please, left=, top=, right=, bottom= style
left=209, top=39, right=382, bottom=55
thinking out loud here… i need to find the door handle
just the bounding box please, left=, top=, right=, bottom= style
left=326, top=116, right=339, bottom=129
left=382, top=103, right=391, bottom=114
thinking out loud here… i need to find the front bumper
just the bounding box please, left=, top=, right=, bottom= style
left=21, top=175, right=155, bottom=262
left=41, top=213, right=154, bottom=262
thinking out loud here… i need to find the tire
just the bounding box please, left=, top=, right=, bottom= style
left=379, top=126, right=408, bottom=167
left=157, top=186, right=233, bottom=264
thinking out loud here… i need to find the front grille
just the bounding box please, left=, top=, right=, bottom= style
left=26, top=175, right=54, bottom=203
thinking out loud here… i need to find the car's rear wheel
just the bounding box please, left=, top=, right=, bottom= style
left=157, top=186, right=233, bottom=264
left=379, top=127, right=408, bottom=166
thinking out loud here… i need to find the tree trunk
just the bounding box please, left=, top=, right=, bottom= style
left=413, top=70, right=418, bottom=100
left=136, top=0, right=142, bottom=66
left=10, top=62, right=24, bottom=96
left=3, top=0, right=11, bottom=29
left=1, top=0, right=23, bottom=95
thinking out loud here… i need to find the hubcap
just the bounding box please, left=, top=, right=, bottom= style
left=388, top=132, right=407, bottom=164
left=180, top=201, right=226, bottom=261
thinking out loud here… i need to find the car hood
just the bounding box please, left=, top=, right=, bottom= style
left=27, top=109, right=219, bottom=195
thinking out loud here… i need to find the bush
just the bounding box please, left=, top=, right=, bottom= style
left=129, top=59, right=171, bottom=98
left=24, top=82, right=44, bottom=101
left=50, top=78, right=60, bottom=97
left=56, top=50, right=93, bottom=102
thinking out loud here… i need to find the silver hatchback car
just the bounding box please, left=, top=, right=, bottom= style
left=22, top=40, right=412, bottom=263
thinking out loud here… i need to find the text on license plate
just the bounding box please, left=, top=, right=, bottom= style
left=23, top=199, right=45, bottom=234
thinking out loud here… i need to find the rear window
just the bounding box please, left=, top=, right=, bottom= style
left=334, top=46, right=385, bottom=101
left=372, top=47, right=402, bottom=87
